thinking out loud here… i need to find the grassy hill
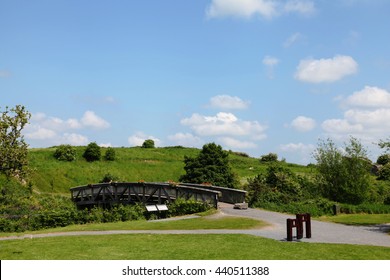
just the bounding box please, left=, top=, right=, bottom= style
left=27, top=146, right=312, bottom=195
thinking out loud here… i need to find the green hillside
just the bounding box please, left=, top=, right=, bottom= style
left=27, top=146, right=311, bottom=195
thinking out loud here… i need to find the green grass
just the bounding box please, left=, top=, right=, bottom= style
left=318, top=214, right=390, bottom=226
left=0, top=216, right=267, bottom=237
left=1, top=234, right=389, bottom=260
left=27, top=146, right=312, bottom=194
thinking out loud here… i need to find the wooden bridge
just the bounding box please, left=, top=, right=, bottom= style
left=70, top=182, right=246, bottom=209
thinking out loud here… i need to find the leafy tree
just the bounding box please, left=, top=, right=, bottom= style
left=179, top=142, right=237, bottom=188
left=104, top=147, right=116, bottom=161
left=53, top=144, right=76, bottom=161
left=377, top=154, right=390, bottom=165
left=313, top=137, right=370, bottom=204
left=141, top=139, right=155, bottom=148
left=260, top=153, right=278, bottom=162
left=83, top=142, right=101, bottom=162
left=378, top=164, right=390, bottom=181
left=0, top=105, right=31, bottom=179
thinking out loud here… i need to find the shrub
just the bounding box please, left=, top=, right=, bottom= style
left=167, top=199, right=210, bottom=217
left=100, top=173, right=120, bottom=183
left=260, top=153, right=278, bottom=162
left=377, top=154, right=390, bottom=165
left=83, top=142, right=101, bottom=162
left=53, top=145, right=77, bottom=161
left=142, top=139, right=155, bottom=148
left=378, top=163, right=390, bottom=181
left=104, top=147, right=116, bottom=161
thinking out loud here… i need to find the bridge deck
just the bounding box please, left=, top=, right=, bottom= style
left=70, top=182, right=246, bottom=209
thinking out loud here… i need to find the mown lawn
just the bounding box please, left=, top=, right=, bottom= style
left=1, top=234, right=389, bottom=260
left=318, top=214, right=390, bottom=226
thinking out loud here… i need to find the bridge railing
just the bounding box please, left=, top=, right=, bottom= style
left=180, top=183, right=247, bottom=204
left=70, top=182, right=222, bottom=209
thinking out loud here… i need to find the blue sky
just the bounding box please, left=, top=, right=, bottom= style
left=1, top=0, right=390, bottom=164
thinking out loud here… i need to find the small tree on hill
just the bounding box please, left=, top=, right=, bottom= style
left=83, top=142, right=101, bottom=162
left=179, top=142, right=237, bottom=188
left=104, top=147, right=116, bottom=161
left=53, top=144, right=77, bottom=161
left=313, top=137, right=370, bottom=204
left=0, top=105, right=31, bottom=179
left=142, top=139, right=155, bottom=148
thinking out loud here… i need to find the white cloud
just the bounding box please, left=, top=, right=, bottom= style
left=218, top=137, right=258, bottom=149
left=262, top=55, right=280, bottom=66
left=181, top=112, right=267, bottom=137
left=291, top=116, right=316, bottom=132
left=280, top=142, right=315, bottom=152
left=284, top=0, right=315, bottom=15
left=128, top=132, right=161, bottom=147
left=81, top=111, right=110, bottom=129
left=206, top=0, right=278, bottom=19
left=168, top=133, right=203, bottom=147
left=26, top=127, right=57, bottom=140
left=99, top=143, right=112, bottom=148
left=295, top=55, right=358, bottom=83
left=322, top=86, right=390, bottom=142
left=283, top=32, right=303, bottom=48
left=209, top=95, right=250, bottom=110
left=62, top=133, right=89, bottom=146
left=345, top=86, right=390, bottom=108
left=206, top=0, right=315, bottom=19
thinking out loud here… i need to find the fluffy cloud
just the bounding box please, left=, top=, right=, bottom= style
left=81, top=111, right=110, bottom=129
left=345, top=86, right=390, bottom=108
left=167, top=133, right=203, bottom=147
left=206, top=0, right=315, bottom=19
left=206, top=0, right=278, bottom=19
left=181, top=112, right=267, bottom=137
left=262, top=55, right=280, bottom=66
left=25, top=111, right=110, bottom=146
left=128, top=132, right=161, bottom=147
left=291, top=116, right=316, bottom=132
left=295, top=55, right=358, bottom=83
left=321, top=86, right=390, bottom=141
left=209, top=95, right=250, bottom=110
left=218, top=137, right=258, bottom=149
left=280, top=142, right=315, bottom=152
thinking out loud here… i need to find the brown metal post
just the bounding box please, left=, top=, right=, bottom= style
left=295, top=214, right=304, bottom=239
left=305, top=213, right=312, bottom=238
left=287, top=219, right=294, bottom=241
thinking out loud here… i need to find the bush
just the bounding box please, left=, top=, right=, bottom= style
left=83, top=142, right=101, bottom=162
left=260, top=153, right=278, bottom=162
left=167, top=199, right=211, bottom=217
left=53, top=145, right=77, bottom=161
left=104, top=147, right=116, bottom=161
left=377, top=154, right=390, bottom=165
left=100, top=173, right=120, bottom=183
left=378, top=163, right=390, bottom=181
left=142, top=139, right=155, bottom=148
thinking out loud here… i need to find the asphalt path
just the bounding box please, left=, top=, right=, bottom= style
left=1, top=203, right=389, bottom=247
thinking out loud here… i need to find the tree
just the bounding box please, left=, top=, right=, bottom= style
left=83, top=142, right=101, bottom=162
left=179, top=142, right=237, bottom=188
left=104, top=147, right=116, bottom=161
left=0, top=105, right=31, bottom=179
left=313, top=137, right=370, bottom=204
left=53, top=144, right=77, bottom=161
left=260, top=152, right=278, bottom=162
left=141, top=139, right=155, bottom=148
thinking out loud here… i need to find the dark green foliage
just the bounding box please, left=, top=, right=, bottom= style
left=142, top=139, right=155, bottom=148
left=0, top=105, right=31, bottom=179
left=104, top=147, right=116, bottom=161
left=53, top=145, right=77, bottom=161
left=313, top=137, right=371, bottom=204
left=167, top=199, right=210, bottom=217
left=377, top=154, right=390, bottom=165
left=260, top=153, right=278, bottom=162
left=83, top=142, right=101, bottom=162
left=99, top=172, right=120, bottom=183
left=378, top=164, right=390, bottom=181
left=179, top=143, right=238, bottom=188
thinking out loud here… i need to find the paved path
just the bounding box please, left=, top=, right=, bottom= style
left=1, top=204, right=389, bottom=247
left=218, top=203, right=390, bottom=247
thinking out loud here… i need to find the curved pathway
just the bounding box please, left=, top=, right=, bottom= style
left=1, top=204, right=389, bottom=247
